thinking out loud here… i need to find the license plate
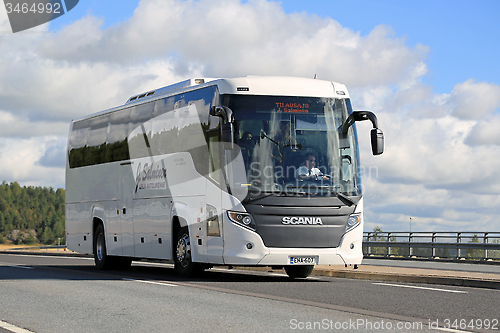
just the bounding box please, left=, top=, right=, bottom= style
left=289, top=256, right=316, bottom=265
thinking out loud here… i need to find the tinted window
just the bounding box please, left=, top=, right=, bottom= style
left=107, top=109, right=131, bottom=163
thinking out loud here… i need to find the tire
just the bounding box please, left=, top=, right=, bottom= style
left=285, top=265, right=314, bottom=279
left=94, top=224, right=132, bottom=270
left=174, top=227, right=203, bottom=277
left=94, top=224, right=112, bottom=270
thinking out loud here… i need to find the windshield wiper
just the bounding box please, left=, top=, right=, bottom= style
left=243, top=191, right=282, bottom=203
left=284, top=185, right=355, bottom=206
left=316, top=186, right=355, bottom=206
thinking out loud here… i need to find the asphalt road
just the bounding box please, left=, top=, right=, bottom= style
left=1, top=254, right=499, bottom=333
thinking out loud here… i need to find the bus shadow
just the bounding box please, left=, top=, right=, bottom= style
left=0, top=261, right=327, bottom=284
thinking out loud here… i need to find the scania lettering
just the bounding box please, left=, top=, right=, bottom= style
left=281, top=217, right=323, bottom=225
left=65, top=76, right=384, bottom=279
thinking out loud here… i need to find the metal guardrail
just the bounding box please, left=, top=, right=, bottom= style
left=3, top=245, right=67, bottom=251
left=363, top=232, right=500, bottom=261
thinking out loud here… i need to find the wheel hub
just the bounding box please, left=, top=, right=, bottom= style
left=176, top=234, right=191, bottom=267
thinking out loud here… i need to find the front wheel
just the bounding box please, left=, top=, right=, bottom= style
left=94, top=224, right=112, bottom=270
left=94, top=224, right=132, bottom=270
left=174, top=227, right=203, bottom=277
left=285, top=265, right=314, bottom=279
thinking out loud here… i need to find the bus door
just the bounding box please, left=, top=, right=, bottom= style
left=119, top=161, right=135, bottom=257
left=205, top=122, right=224, bottom=264
left=107, top=107, right=135, bottom=257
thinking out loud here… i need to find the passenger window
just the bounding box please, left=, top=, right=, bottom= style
left=107, top=109, right=131, bottom=162
left=87, top=116, right=109, bottom=165
left=68, top=120, right=89, bottom=168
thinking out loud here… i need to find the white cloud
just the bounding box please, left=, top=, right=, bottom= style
left=465, top=115, right=500, bottom=146
left=0, top=136, right=65, bottom=188
left=357, top=80, right=500, bottom=231
left=449, top=79, right=500, bottom=120
left=37, top=0, right=428, bottom=87
left=0, top=111, right=68, bottom=137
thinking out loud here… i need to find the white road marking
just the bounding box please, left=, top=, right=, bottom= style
left=123, top=278, right=178, bottom=287
left=434, top=328, right=474, bottom=333
left=0, top=320, right=35, bottom=333
left=373, top=282, right=467, bottom=294
left=7, top=265, right=34, bottom=269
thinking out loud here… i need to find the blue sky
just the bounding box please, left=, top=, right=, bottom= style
left=1, top=0, right=500, bottom=232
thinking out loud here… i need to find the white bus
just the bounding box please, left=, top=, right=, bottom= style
left=65, top=76, right=383, bottom=278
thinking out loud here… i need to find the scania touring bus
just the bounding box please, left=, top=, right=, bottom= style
left=65, top=76, right=384, bottom=278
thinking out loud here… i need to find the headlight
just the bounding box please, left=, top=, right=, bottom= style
left=345, top=213, right=361, bottom=233
left=227, top=211, right=256, bottom=230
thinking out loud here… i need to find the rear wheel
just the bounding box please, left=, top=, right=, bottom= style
left=285, top=265, right=314, bottom=279
left=174, top=227, right=203, bottom=277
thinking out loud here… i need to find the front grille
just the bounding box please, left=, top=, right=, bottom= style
left=243, top=196, right=357, bottom=248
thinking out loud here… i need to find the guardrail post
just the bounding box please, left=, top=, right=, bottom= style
left=387, top=232, right=391, bottom=257
left=432, top=232, right=436, bottom=258
left=409, top=232, right=413, bottom=257
left=366, top=232, right=371, bottom=256
left=484, top=233, right=489, bottom=260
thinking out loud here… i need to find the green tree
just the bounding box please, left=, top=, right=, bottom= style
left=369, top=226, right=388, bottom=255
left=0, top=211, right=5, bottom=233
left=0, top=181, right=65, bottom=243
left=466, top=234, right=484, bottom=259
left=41, top=226, right=55, bottom=245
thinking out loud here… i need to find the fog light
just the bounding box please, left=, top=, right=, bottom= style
left=246, top=243, right=253, bottom=249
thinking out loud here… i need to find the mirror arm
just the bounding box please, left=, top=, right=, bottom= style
left=342, top=111, right=384, bottom=156
left=342, top=111, right=379, bottom=134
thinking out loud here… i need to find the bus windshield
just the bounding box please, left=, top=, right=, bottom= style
left=222, top=95, right=362, bottom=198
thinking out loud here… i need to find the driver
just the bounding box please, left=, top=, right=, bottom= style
left=296, top=153, right=329, bottom=180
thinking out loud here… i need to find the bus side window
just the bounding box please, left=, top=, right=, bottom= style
left=127, top=102, right=155, bottom=159
left=68, top=119, right=90, bottom=168
left=87, top=115, right=109, bottom=166
left=150, top=97, right=178, bottom=156
left=107, top=109, right=131, bottom=163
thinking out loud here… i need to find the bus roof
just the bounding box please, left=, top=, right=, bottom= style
left=73, top=76, right=350, bottom=123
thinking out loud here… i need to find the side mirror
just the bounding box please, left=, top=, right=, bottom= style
left=371, top=128, right=384, bottom=155
left=210, top=105, right=234, bottom=124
